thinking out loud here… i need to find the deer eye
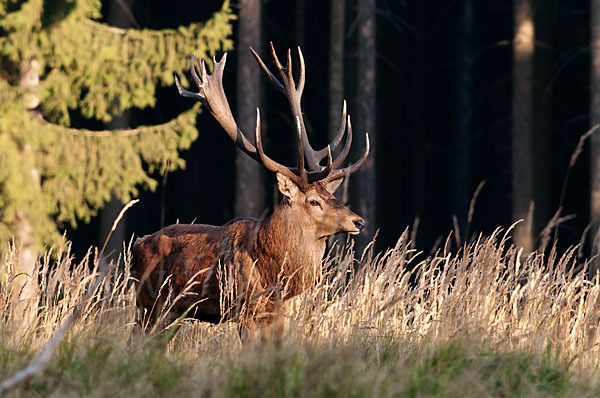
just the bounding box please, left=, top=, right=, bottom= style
left=309, top=199, right=321, bottom=207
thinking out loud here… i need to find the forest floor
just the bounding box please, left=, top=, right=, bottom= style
left=2, top=229, right=600, bottom=397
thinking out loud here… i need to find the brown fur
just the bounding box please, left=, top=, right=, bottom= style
left=131, top=178, right=364, bottom=338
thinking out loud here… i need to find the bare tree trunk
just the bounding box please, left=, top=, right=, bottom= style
left=13, top=59, right=41, bottom=332
left=511, top=0, right=534, bottom=253
left=354, top=0, right=376, bottom=252
left=13, top=214, right=37, bottom=333
left=590, top=0, right=600, bottom=275
left=235, top=0, right=263, bottom=217
left=454, top=0, right=473, bottom=241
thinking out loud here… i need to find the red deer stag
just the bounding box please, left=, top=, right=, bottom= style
left=131, top=43, right=369, bottom=338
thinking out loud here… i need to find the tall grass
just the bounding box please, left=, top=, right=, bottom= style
left=2, top=227, right=600, bottom=396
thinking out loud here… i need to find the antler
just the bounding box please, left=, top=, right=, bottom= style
left=174, top=45, right=369, bottom=187
left=175, top=54, right=257, bottom=159
left=250, top=42, right=369, bottom=181
left=175, top=54, right=336, bottom=187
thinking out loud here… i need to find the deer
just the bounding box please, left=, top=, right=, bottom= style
left=131, top=43, right=370, bottom=339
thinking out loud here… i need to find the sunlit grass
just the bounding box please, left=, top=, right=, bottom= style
left=2, top=227, right=600, bottom=396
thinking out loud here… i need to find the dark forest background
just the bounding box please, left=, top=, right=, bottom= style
left=70, top=0, right=593, bottom=261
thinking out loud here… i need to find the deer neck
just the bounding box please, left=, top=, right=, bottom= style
left=254, top=203, right=325, bottom=295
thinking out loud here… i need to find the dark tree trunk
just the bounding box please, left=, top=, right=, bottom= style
left=98, top=0, right=136, bottom=263
left=354, top=0, right=377, bottom=252
left=590, top=0, right=600, bottom=275
left=329, top=0, right=345, bottom=142
left=511, top=0, right=534, bottom=253
left=327, top=0, right=348, bottom=251
left=235, top=0, right=264, bottom=217
left=532, top=0, right=552, bottom=246
left=454, top=0, right=474, bottom=241
left=329, top=0, right=347, bottom=208
left=98, top=173, right=128, bottom=262
left=411, top=0, right=428, bottom=246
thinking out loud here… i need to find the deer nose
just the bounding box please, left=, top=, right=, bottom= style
left=353, top=218, right=365, bottom=231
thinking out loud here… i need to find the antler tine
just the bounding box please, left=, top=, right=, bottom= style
left=324, top=133, right=370, bottom=183
left=256, top=44, right=358, bottom=176
left=255, top=109, right=304, bottom=185
left=307, top=146, right=333, bottom=183
left=252, top=44, right=323, bottom=171
left=295, top=116, right=307, bottom=183
left=253, top=108, right=269, bottom=165
left=332, top=100, right=348, bottom=149
left=190, top=54, right=203, bottom=91
left=250, top=47, right=285, bottom=93
left=174, top=74, right=206, bottom=104
left=291, top=115, right=333, bottom=184
left=176, top=54, right=262, bottom=162
left=297, top=46, right=305, bottom=97
left=200, top=57, right=208, bottom=80
left=263, top=43, right=325, bottom=171
left=269, top=42, right=286, bottom=80
left=331, top=114, right=353, bottom=170
left=286, top=49, right=295, bottom=86
left=312, top=100, right=347, bottom=162
left=174, top=54, right=206, bottom=104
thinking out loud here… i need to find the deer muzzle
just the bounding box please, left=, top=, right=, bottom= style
left=345, top=216, right=366, bottom=235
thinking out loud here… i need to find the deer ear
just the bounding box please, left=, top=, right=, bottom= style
left=324, top=177, right=344, bottom=194
left=276, top=173, right=300, bottom=200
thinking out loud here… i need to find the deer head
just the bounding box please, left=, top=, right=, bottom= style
left=174, top=43, right=369, bottom=241
left=275, top=172, right=365, bottom=241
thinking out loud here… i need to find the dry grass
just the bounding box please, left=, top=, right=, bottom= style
left=2, top=226, right=600, bottom=396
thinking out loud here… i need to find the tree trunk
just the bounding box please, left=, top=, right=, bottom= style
left=235, top=0, right=263, bottom=217
left=511, top=0, right=535, bottom=253
left=354, top=0, right=377, bottom=253
left=454, top=0, right=474, bottom=241
left=330, top=0, right=347, bottom=205
left=532, top=0, right=552, bottom=248
left=590, top=0, right=600, bottom=275
left=329, top=0, right=346, bottom=142
left=13, top=59, right=41, bottom=332
left=13, top=212, right=37, bottom=333
left=328, top=0, right=348, bottom=251
left=97, top=0, right=136, bottom=264
left=411, top=0, right=428, bottom=247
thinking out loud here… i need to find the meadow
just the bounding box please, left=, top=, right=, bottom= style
left=1, top=225, right=600, bottom=396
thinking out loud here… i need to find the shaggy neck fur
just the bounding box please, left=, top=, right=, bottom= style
left=253, top=199, right=325, bottom=297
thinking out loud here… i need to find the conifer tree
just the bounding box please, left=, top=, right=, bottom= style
left=0, top=0, right=235, bottom=250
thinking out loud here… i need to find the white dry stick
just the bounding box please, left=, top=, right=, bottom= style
left=100, top=199, right=140, bottom=256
